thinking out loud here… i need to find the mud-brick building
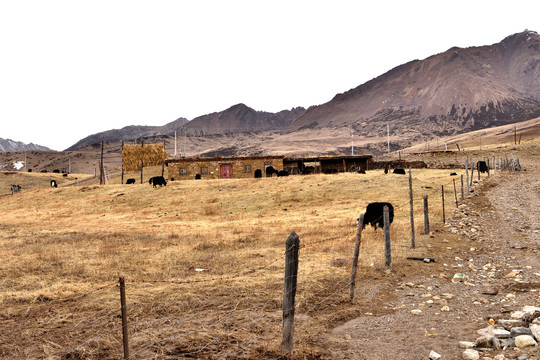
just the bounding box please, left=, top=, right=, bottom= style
left=283, top=155, right=373, bottom=174
left=166, top=156, right=284, bottom=180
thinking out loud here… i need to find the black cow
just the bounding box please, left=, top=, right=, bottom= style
left=11, top=184, right=21, bottom=194
left=450, top=172, right=458, bottom=176
left=50, top=180, right=57, bottom=188
left=53, top=169, right=60, bottom=173
left=149, top=176, right=167, bottom=187
left=358, top=170, right=366, bottom=174
left=477, top=161, right=488, bottom=173
left=362, top=202, right=394, bottom=230
left=384, top=168, right=388, bottom=174
left=393, top=168, right=406, bottom=175
left=62, top=173, right=68, bottom=177
left=277, top=170, right=289, bottom=177
left=254, top=169, right=262, bottom=178
left=195, top=174, right=201, bottom=180
left=41, top=170, right=48, bottom=173
left=27, top=169, right=32, bottom=173
left=266, top=166, right=278, bottom=177
left=126, top=178, right=136, bottom=184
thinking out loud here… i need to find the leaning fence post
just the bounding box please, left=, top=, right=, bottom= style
left=470, top=162, right=475, bottom=188
left=423, top=195, right=429, bottom=234
left=453, top=179, right=458, bottom=207
left=384, top=206, right=391, bottom=268
left=465, top=159, right=470, bottom=195
left=282, top=231, right=300, bottom=354
left=119, top=276, right=129, bottom=360
left=408, top=167, right=415, bottom=249
left=460, top=174, right=464, bottom=200
left=350, top=214, right=364, bottom=301
left=441, top=185, right=446, bottom=224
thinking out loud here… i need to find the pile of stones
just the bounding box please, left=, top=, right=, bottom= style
left=459, top=306, right=539, bottom=359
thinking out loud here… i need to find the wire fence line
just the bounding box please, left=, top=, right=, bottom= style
left=5, top=159, right=509, bottom=359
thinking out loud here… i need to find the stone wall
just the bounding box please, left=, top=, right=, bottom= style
left=167, top=156, right=284, bottom=180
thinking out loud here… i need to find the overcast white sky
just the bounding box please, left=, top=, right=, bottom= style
left=1, top=1, right=539, bottom=150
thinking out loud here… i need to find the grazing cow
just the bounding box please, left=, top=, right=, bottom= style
left=384, top=168, right=388, bottom=174
left=62, top=173, right=68, bottom=177
left=358, top=170, right=366, bottom=174
left=393, top=168, right=406, bottom=175
left=53, top=169, right=60, bottom=173
left=126, top=178, right=136, bottom=184
left=27, top=169, right=32, bottom=173
left=11, top=184, right=21, bottom=194
left=254, top=169, right=262, bottom=178
left=195, top=174, right=201, bottom=180
left=477, top=161, right=488, bottom=173
left=266, top=166, right=277, bottom=177
left=450, top=172, right=458, bottom=176
left=149, top=176, right=167, bottom=187
left=362, top=202, right=394, bottom=230
left=277, top=170, right=289, bottom=177
left=41, top=170, right=48, bottom=173
left=50, top=180, right=57, bottom=188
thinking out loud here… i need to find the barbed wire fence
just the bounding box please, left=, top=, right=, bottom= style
left=2, top=156, right=519, bottom=359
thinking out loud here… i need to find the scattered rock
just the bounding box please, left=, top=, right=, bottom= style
left=428, top=350, right=442, bottom=359
left=493, top=355, right=505, bottom=360
left=462, top=348, right=480, bottom=360
left=499, top=319, right=525, bottom=330
left=514, top=335, right=537, bottom=348
left=529, top=324, right=540, bottom=342
left=510, top=327, right=532, bottom=336
left=459, top=341, right=475, bottom=349
left=475, top=335, right=500, bottom=350
left=493, top=329, right=511, bottom=338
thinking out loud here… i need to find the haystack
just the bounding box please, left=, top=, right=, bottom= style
left=122, top=144, right=168, bottom=171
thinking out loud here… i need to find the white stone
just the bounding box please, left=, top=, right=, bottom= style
left=493, top=328, right=511, bottom=338
left=459, top=341, right=475, bottom=349
left=530, top=324, right=540, bottom=342
left=514, top=335, right=537, bottom=348
left=493, top=355, right=505, bottom=360
left=462, top=348, right=480, bottom=360
left=429, top=350, right=441, bottom=359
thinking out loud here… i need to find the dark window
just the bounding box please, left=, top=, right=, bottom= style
left=245, top=165, right=251, bottom=173
left=180, top=168, right=187, bottom=176
left=201, top=167, right=208, bottom=175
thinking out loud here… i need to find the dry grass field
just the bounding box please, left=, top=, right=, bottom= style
left=0, top=165, right=461, bottom=359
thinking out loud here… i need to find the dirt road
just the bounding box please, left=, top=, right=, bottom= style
left=320, top=170, right=540, bottom=359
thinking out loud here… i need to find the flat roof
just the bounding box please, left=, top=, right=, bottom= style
left=166, top=155, right=284, bottom=164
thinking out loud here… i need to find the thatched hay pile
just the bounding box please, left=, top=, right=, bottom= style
left=122, top=144, right=168, bottom=171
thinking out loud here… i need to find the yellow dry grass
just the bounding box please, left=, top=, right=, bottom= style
left=0, top=168, right=465, bottom=359
left=122, top=143, right=168, bottom=172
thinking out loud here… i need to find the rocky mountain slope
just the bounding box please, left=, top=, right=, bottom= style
left=0, top=138, right=52, bottom=153
left=288, top=30, right=540, bottom=139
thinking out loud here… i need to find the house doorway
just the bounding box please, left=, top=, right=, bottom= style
left=220, top=164, right=232, bottom=178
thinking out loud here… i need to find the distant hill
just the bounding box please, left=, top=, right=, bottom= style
left=65, top=117, right=189, bottom=151
left=287, top=30, right=540, bottom=141
left=0, top=138, right=52, bottom=153
left=181, top=104, right=306, bottom=136
left=66, top=105, right=306, bottom=151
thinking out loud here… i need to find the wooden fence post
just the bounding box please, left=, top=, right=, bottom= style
left=408, top=167, right=415, bottom=249
left=384, top=206, right=391, bottom=268
left=460, top=174, right=464, bottom=200
left=140, top=141, right=144, bottom=184
left=470, top=162, right=475, bottom=187
left=282, top=231, right=300, bottom=354
left=121, top=141, right=124, bottom=184
left=119, top=276, right=129, bottom=360
left=465, top=159, right=470, bottom=195
left=477, top=163, right=480, bottom=180
left=453, top=179, right=458, bottom=207
left=423, top=195, right=429, bottom=234
left=350, top=214, right=364, bottom=301
left=441, top=185, right=446, bottom=224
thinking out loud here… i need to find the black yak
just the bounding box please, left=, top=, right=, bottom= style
left=277, top=170, right=289, bottom=177
left=477, top=161, right=488, bottom=173
left=362, top=202, right=394, bottom=230
left=254, top=169, right=262, bottom=178
left=126, top=178, right=136, bottom=184
left=393, top=168, right=406, bottom=175
left=149, top=176, right=167, bottom=187
left=450, top=172, right=458, bottom=176
left=266, top=166, right=278, bottom=177
left=50, top=180, right=57, bottom=188
left=195, top=174, right=201, bottom=180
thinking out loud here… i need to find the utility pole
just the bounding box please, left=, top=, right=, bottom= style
left=350, top=129, right=354, bottom=156
left=174, top=130, right=177, bottom=158
left=387, top=122, right=390, bottom=154
left=100, top=141, right=104, bottom=185
left=184, top=130, right=186, bottom=158
left=24, top=151, right=27, bottom=172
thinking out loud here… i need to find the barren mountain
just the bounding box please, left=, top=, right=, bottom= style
left=0, top=138, right=52, bottom=153
left=65, top=117, right=189, bottom=151
left=180, top=103, right=306, bottom=136
left=288, top=30, right=540, bottom=140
